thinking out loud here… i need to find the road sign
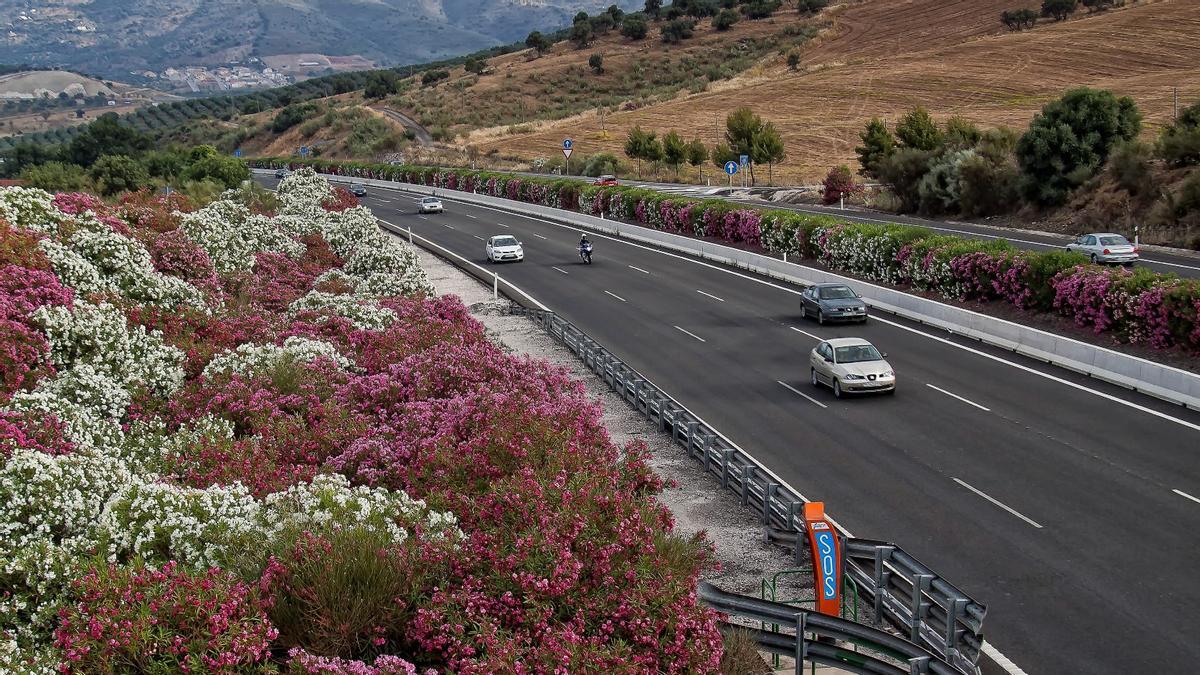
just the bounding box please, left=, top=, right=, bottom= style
left=563, top=148, right=573, bottom=159
left=234, top=148, right=242, bottom=158
left=299, top=146, right=310, bottom=157
left=563, top=139, right=573, bottom=150
left=723, top=161, right=738, bottom=175
left=739, top=154, right=749, bottom=167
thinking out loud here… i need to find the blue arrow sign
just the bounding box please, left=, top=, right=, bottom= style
left=724, top=161, right=739, bottom=175
left=234, top=148, right=242, bottom=158
left=739, top=154, right=749, bottom=167
left=563, top=139, right=573, bottom=150
left=299, top=146, right=310, bottom=156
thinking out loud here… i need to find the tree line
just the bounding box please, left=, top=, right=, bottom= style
left=623, top=107, right=785, bottom=184
left=1001, top=0, right=1126, bottom=31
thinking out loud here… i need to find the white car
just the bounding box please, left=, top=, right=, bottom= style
left=486, top=235, right=524, bottom=263
left=417, top=196, right=443, bottom=214
left=810, top=337, right=896, bottom=398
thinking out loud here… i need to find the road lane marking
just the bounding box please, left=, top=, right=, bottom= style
left=442, top=223, right=455, bottom=230
left=497, top=222, right=510, bottom=228
left=376, top=219, right=549, bottom=311
left=629, top=265, right=651, bottom=274
left=473, top=235, right=484, bottom=241
left=982, top=642, right=1032, bottom=675
left=870, top=315, right=1200, bottom=435
left=464, top=213, right=477, bottom=219
left=530, top=233, right=547, bottom=239
left=778, top=380, right=828, bottom=409
left=790, top=326, right=822, bottom=341
left=674, top=326, right=706, bottom=343
left=952, top=478, right=1044, bottom=529
left=697, top=290, right=725, bottom=302
left=605, top=290, right=627, bottom=302
left=926, top=384, right=991, bottom=412
left=1173, top=489, right=1200, bottom=505
left=419, top=215, right=429, bottom=220
left=552, top=266, right=569, bottom=275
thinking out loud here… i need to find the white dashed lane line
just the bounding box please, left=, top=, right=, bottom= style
left=674, top=326, right=706, bottom=343
left=790, top=326, right=822, bottom=341
left=953, top=478, right=1044, bottom=529
left=926, top=384, right=991, bottom=412
left=1174, top=489, right=1200, bottom=506
left=604, top=290, right=627, bottom=303
left=552, top=266, right=569, bottom=275
left=697, top=290, right=725, bottom=302
left=629, top=265, right=650, bottom=274
left=778, top=380, right=828, bottom=409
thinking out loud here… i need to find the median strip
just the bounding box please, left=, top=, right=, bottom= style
left=953, top=478, right=1044, bottom=529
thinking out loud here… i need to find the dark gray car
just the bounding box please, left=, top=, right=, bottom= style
left=349, top=183, right=367, bottom=197
left=801, top=283, right=868, bottom=324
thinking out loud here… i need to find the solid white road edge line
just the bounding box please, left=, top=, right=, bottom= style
left=778, top=380, right=828, bottom=409
left=552, top=266, right=569, bottom=275
left=629, top=265, right=651, bottom=274
left=604, top=290, right=627, bottom=303
left=697, top=290, right=726, bottom=302
left=377, top=219, right=549, bottom=312
left=926, top=383, right=991, bottom=412
left=952, top=478, right=1044, bottom=529
left=674, top=326, right=706, bottom=343
left=1173, top=488, right=1200, bottom=505
left=790, top=326, right=822, bottom=341
left=981, top=641, right=1032, bottom=675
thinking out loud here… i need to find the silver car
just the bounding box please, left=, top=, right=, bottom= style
left=417, top=196, right=443, bottom=214
left=1066, top=232, right=1139, bottom=266
left=810, top=338, right=896, bottom=398
left=801, top=283, right=868, bottom=324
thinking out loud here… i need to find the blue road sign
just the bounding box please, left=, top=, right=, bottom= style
left=563, top=139, right=573, bottom=150
left=234, top=148, right=242, bottom=158
left=299, top=146, right=310, bottom=157
left=724, top=161, right=739, bottom=175
left=739, top=154, right=749, bottom=167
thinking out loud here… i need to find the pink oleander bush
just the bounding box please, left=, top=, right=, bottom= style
left=0, top=409, right=74, bottom=458
left=54, top=561, right=277, bottom=673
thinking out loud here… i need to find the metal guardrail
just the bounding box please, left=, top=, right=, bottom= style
left=700, top=582, right=958, bottom=675
left=513, top=307, right=986, bottom=675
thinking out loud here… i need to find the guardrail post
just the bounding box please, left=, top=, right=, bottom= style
left=874, top=545, right=894, bottom=625
left=721, top=449, right=734, bottom=487
left=911, top=574, right=933, bottom=643
left=946, top=596, right=968, bottom=659
left=908, top=656, right=930, bottom=674
left=407, top=225, right=412, bottom=243
left=492, top=273, right=498, bottom=300
left=742, top=465, right=755, bottom=507
left=764, top=482, right=778, bottom=528
left=686, top=421, right=698, bottom=458
left=794, top=612, right=807, bottom=675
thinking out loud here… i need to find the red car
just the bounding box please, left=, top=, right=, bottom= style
left=592, top=175, right=619, bottom=186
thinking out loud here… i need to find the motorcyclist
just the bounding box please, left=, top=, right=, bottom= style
left=579, top=234, right=590, bottom=249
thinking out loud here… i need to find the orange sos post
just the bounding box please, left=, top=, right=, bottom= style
left=802, top=502, right=843, bottom=616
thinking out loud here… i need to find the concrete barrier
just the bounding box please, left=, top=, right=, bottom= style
left=263, top=169, right=1200, bottom=411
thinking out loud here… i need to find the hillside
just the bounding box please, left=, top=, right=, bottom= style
left=0, top=0, right=642, bottom=78
left=474, top=0, right=1200, bottom=183
left=0, top=70, right=115, bottom=99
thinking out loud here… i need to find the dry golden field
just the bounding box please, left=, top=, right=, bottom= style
left=473, top=0, right=1200, bottom=184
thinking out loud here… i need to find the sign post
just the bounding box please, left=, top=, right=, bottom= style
left=739, top=154, right=749, bottom=188
left=723, top=160, right=738, bottom=188
left=563, top=139, right=574, bottom=176
left=801, top=502, right=843, bottom=617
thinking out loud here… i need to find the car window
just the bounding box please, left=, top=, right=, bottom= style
left=817, top=343, right=831, bottom=360
left=492, top=236, right=518, bottom=247
left=834, top=344, right=882, bottom=364
left=819, top=286, right=856, bottom=300
left=1099, top=235, right=1129, bottom=246
left=1085, top=236, right=1097, bottom=245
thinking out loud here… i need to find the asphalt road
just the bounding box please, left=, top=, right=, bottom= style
left=532, top=173, right=1200, bottom=278
left=263, top=176, right=1200, bottom=674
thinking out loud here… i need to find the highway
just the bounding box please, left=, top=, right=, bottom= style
left=547, top=174, right=1200, bottom=278
left=264, top=176, right=1200, bottom=674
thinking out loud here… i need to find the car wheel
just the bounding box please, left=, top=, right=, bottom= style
left=833, top=380, right=843, bottom=398
left=817, top=310, right=825, bottom=326
left=811, top=368, right=819, bottom=387
left=1090, top=254, right=1099, bottom=264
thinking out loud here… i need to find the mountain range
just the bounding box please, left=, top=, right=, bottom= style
left=0, top=0, right=642, bottom=78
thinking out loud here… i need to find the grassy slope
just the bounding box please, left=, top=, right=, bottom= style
left=476, top=0, right=1200, bottom=183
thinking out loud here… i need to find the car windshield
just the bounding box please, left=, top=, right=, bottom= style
left=835, top=344, right=882, bottom=364
left=493, top=236, right=518, bottom=247
left=819, top=286, right=856, bottom=300
left=1099, top=235, right=1129, bottom=246
left=422, top=197, right=439, bottom=203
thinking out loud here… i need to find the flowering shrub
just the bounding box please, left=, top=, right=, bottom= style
left=54, top=561, right=276, bottom=672
left=1, top=174, right=720, bottom=672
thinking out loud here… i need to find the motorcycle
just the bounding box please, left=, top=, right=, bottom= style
left=578, top=242, right=593, bottom=264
